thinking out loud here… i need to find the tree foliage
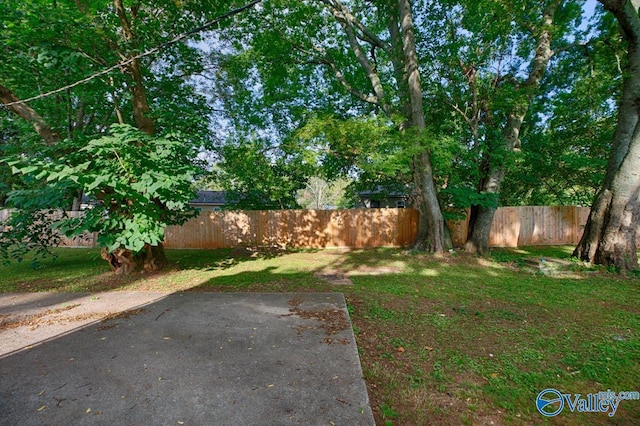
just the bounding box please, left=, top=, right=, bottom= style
left=0, top=0, right=229, bottom=271
left=1, top=0, right=637, bottom=270
left=2, top=124, right=199, bottom=264
left=214, top=135, right=316, bottom=210
left=502, top=4, right=620, bottom=206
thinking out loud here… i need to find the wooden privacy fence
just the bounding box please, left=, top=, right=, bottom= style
left=163, top=208, right=418, bottom=249
left=447, top=206, right=594, bottom=247
left=489, top=206, right=591, bottom=247
left=2, top=206, right=637, bottom=249
left=165, top=206, right=595, bottom=249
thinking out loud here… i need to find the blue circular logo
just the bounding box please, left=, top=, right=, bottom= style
left=536, top=388, right=564, bottom=417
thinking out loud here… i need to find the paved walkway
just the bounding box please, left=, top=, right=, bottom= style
left=0, top=292, right=374, bottom=425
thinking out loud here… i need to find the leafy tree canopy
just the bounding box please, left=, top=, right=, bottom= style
left=2, top=124, right=199, bottom=264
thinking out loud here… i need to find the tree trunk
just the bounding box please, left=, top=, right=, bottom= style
left=576, top=136, right=640, bottom=270
left=128, top=59, right=155, bottom=135
left=411, top=151, right=446, bottom=253
left=101, top=248, right=136, bottom=275
left=574, top=0, right=640, bottom=271
left=465, top=1, right=559, bottom=254
left=398, top=0, right=446, bottom=254
left=465, top=204, right=495, bottom=254
left=388, top=4, right=431, bottom=251
left=113, top=0, right=155, bottom=135
left=71, top=189, right=83, bottom=211
left=104, top=0, right=162, bottom=274
left=387, top=10, right=412, bottom=122
left=143, top=243, right=168, bottom=272
left=101, top=243, right=168, bottom=274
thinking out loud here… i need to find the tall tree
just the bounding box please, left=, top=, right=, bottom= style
left=218, top=0, right=448, bottom=253
left=574, top=0, right=640, bottom=271
left=427, top=0, right=580, bottom=254
left=465, top=1, right=562, bottom=254
left=1, top=0, right=247, bottom=272
left=397, top=0, right=447, bottom=253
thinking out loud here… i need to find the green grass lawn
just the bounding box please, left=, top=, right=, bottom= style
left=1, top=246, right=639, bottom=425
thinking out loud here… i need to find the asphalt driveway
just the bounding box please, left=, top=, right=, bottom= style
left=0, top=292, right=374, bottom=425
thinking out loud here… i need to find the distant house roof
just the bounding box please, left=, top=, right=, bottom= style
left=190, top=190, right=227, bottom=205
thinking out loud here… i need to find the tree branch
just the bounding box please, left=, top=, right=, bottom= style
left=319, top=0, right=391, bottom=52
left=0, top=83, right=60, bottom=145
left=270, top=24, right=382, bottom=107
left=321, top=3, right=390, bottom=114
left=0, top=0, right=262, bottom=107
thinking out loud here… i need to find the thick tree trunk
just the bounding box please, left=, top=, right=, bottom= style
left=143, top=243, right=168, bottom=271
left=465, top=204, right=495, bottom=255
left=576, top=140, right=640, bottom=270
left=574, top=0, right=640, bottom=271
left=101, top=248, right=136, bottom=275
left=465, top=1, right=559, bottom=254
left=101, top=243, right=168, bottom=275
left=411, top=151, right=446, bottom=253
left=398, top=0, right=446, bottom=254
left=113, top=0, right=155, bottom=135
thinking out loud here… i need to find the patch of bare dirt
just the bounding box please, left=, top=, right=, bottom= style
left=284, top=297, right=350, bottom=340
left=313, top=270, right=353, bottom=285
left=347, top=265, right=404, bottom=275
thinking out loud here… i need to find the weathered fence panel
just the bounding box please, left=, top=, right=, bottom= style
left=487, top=206, right=591, bottom=247
left=163, top=208, right=419, bottom=249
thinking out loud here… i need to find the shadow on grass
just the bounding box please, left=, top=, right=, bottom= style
left=0, top=245, right=307, bottom=293
left=172, top=246, right=320, bottom=272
